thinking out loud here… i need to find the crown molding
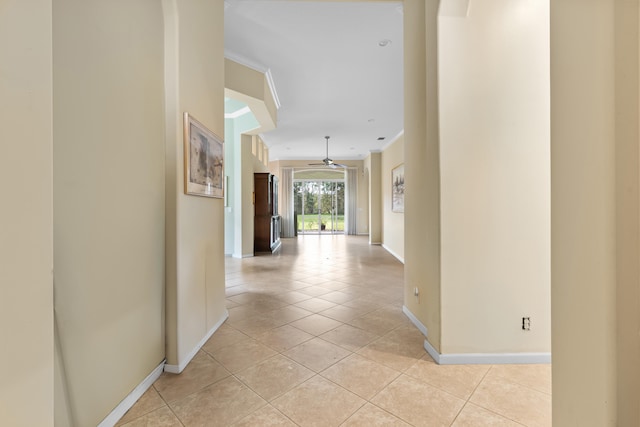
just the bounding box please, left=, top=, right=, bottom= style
left=380, top=129, right=405, bottom=151
left=264, top=69, right=281, bottom=110
left=224, top=50, right=281, bottom=110
left=225, top=50, right=267, bottom=73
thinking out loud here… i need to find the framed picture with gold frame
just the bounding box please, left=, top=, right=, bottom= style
left=183, top=112, right=224, bottom=198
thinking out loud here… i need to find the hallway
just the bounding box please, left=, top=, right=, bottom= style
left=117, top=236, right=551, bottom=426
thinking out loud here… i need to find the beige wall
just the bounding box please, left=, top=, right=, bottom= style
left=263, top=75, right=278, bottom=128
left=403, top=0, right=442, bottom=351
left=224, top=61, right=278, bottom=258
left=225, top=59, right=277, bottom=134
left=381, top=135, right=405, bottom=262
left=0, top=2, right=53, bottom=426
left=8, top=1, right=640, bottom=425
left=226, top=59, right=264, bottom=101
left=615, top=3, right=640, bottom=424
left=270, top=159, right=369, bottom=236
left=362, top=157, right=372, bottom=236
left=439, top=0, right=551, bottom=354
left=53, top=1, right=165, bottom=425
left=241, top=134, right=255, bottom=257
left=552, top=0, right=640, bottom=424
left=368, top=152, right=383, bottom=244
left=164, top=0, right=227, bottom=369
left=224, top=110, right=260, bottom=257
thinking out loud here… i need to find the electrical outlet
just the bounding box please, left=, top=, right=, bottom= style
left=522, top=317, right=531, bottom=331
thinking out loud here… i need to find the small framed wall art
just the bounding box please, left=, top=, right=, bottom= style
left=183, top=112, right=224, bottom=198
left=391, top=163, right=404, bottom=213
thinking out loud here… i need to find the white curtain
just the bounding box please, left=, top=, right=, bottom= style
left=280, top=167, right=295, bottom=237
left=346, top=167, right=358, bottom=235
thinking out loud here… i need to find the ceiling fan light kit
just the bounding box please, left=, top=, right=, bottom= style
left=308, top=136, right=347, bottom=168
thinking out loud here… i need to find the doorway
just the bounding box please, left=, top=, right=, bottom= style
left=294, top=180, right=345, bottom=234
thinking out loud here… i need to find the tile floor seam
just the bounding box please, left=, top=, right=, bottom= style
left=268, top=404, right=304, bottom=427
left=322, top=366, right=404, bottom=405
left=345, top=400, right=370, bottom=426
left=468, top=363, right=495, bottom=400
left=315, top=368, right=376, bottom=402
left=402, top=366, right=479, bottom=403
left=156, top=366, right=234, bottom=406
left=375, top=374, right=468, bottom=427
left=257, top=335, right=316, bottom=354
left=490, top=369, right=553, bottom=397
left=457, top=401, right=530, bottom=427
left=231, top=354, right=315, bottom=402
left=400, top=356, right=490, bottom=402
left=286, top=320, right=340, bottom=337
left=445, top=400, right=468, bottom=427
left=148, top=384, right=187, bottom=427
left=114, top=391, right=167, bottom=426
left=297, top=380, right=371, bottom=427
left=466, top=385, right=544, bottom=427
left=165, top=401, right=187, bottom=427
left=352, top=342, right=419, bottom=374
left=353, top=401, right=419, bottom=427
left=116, top=237, right=551, bottom=426
left=230, top=372, right=266, bottom=402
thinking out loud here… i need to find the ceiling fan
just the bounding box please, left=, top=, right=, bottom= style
left=308, top=136, right=347, bottom=168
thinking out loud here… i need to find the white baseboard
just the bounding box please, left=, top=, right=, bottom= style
left=402, top=306, right=428, bottom=337
left=98, top=360, right=165, bottom=427
left=423, top=339, right=551, bottom=365
left=369, top=241, right=382, bottom=245
left=164, top=310, right=229, bottom=374
left=232, top=253, right=254, bottom=259
left=423, top=338, right=442, bottom=364
left=411, top=314, right=551, bottom=365
left=382, top=244, right=404, bottom=264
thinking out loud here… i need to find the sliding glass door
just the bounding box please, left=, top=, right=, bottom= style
left=294, top=180, right=345, bottom=234
left=295, top=181, right=320, bottom=233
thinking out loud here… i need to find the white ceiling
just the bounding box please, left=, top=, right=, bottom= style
left=224, top=0, right=404, bottom=162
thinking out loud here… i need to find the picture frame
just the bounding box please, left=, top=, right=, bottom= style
left=183, top=112, right=224, bottom=198
left=391, top=163, right=404, bottom=213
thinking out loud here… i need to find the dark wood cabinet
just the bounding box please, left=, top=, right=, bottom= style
left=254, top=173, right=281, bottom=253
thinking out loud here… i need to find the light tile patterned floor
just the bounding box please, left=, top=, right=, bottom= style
left=118, top=235, right=551, bottom=427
